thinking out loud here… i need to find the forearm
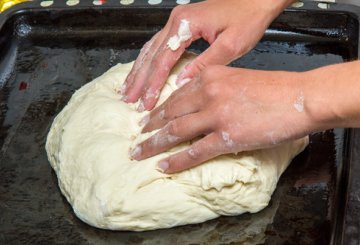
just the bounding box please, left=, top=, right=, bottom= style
left=303, top=61, right=360, bottom=130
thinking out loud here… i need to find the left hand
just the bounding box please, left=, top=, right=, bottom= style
left=130, top=65, right=317, bottom=174
left=121, top=0, right=292, bottom=111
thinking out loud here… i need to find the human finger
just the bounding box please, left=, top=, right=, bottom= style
left=122, top=7, right=183, bottom=103
left=139, top=20, right=198, bottom=111
left=156, top=133, right=226, bottom=174
left=175, top=30, right=241, bottom=85
left=122, top=27, right=174, bottom=104
left=131, top=112, right=212, bottom=160
left=121, top=31, right=162, bottom=99
left=142, top=78, right=202, bottom=133
left=123, top=5, right=198, bottom=107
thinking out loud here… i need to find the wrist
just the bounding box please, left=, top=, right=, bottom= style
left=299, top=70, right=338, bottom=132
left=301, top=62, right=360, bottom=130
left=274, top=71, right=330, bottom=135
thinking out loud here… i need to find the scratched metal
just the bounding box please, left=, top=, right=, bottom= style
left=0, top=6, right=359, bottom=245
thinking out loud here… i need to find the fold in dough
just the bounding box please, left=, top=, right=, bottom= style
left=46, top=53, right=309, bottom=231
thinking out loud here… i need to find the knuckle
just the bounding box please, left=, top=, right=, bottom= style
left=202, top=80, right=222, bottom=98
left=218, top=131, right=236, bottom=150
left=160, top=108, right=170, bottom=121
left=142, top=39, right=152, bottom=50
left=166, top=121, right=179, bottom=136
left=163, top=103, right=173, bottom=120
left=152, top=57, right=163, bottom=70
left=189, top=61, right=205, bottom=77
left=218, top=38, right=239, bottom=57
left=187, top=147, right=200, bottom=160
left=200, top=66, right=221, bottom=81
left=152, top=55, right=171, bottom=73
left=171, top=5, right=186, bottom=21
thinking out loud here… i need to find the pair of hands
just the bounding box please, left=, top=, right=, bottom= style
left=124, top=0, right=308, bottom=173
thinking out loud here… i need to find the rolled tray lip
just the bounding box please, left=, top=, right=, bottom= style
left=1, top=0, right=360, bottom=29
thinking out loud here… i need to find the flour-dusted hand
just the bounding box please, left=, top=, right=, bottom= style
left=131, top=59, right=360, bottom=173
left=130, top=66, right=316, bottom=173
left=121, top=0, right=294, bottom=111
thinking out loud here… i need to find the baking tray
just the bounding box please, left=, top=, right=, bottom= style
left=0, top=1, right=360, bottom=244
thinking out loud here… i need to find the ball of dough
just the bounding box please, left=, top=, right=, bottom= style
left=46, top=53, right=308, bottom=231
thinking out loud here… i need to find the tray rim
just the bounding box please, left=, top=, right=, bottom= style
left=0, top=0, right=360, bottom=28
left=0, top=1, right=359, bottom=245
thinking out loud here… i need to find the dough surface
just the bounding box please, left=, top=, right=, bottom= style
left=46, top=53, right=308, bottom=231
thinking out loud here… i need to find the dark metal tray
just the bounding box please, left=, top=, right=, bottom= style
left=0, top=1, right=360, bottom=244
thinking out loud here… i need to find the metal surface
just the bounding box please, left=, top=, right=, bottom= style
left=0, top=1, right=360, bottom=244
left=0, top=0, right=29, bottom=13
left=336, top=0, right=360, bottom=7
left=342, top=129, right=360, bottom=245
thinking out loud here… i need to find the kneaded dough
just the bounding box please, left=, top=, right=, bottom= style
left=46, top=53, right=308, bottom=231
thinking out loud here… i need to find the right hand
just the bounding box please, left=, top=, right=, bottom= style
left=121, top=0, right=293, bottom=111
left=131, top=65, right=316, bottom=173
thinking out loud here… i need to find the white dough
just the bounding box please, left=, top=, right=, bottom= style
left=46, top=53, right=308, bottom=231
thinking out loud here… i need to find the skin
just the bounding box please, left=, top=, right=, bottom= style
left=127, top=0, right=360, bottom=173
left=132, top=62, right=360, bottom=173
left=122, top=0, right=294, bottom=110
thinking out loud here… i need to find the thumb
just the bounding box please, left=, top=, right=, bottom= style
left=176, top=31, right=240, bottom=85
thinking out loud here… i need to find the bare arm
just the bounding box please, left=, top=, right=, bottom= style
left=305, top=60, right=360, bottom=129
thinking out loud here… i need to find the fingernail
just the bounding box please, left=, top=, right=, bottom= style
left=137, top=100, right=145, bottom=112
left=139, top=114, right=150, bottom=127
left=176, top=70, right=186, bottom=82
left=119, top=83, right=127, bottom=95
left=144, top=92, right=152, bottom=100
left=176, top=78, right=191, bottom=88
left=157, top=160, right=169, bottom=173
left=121, top=95, right=127, bottom=102
left=176, top=61, right=191, bottom=80
left=130, top=145, right=142, bottom=159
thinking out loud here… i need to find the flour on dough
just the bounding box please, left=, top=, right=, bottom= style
left=46, top=53, right=309, bottom=231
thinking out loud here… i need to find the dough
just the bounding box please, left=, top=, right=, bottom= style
left=46, top=53, right=308, bottom=231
